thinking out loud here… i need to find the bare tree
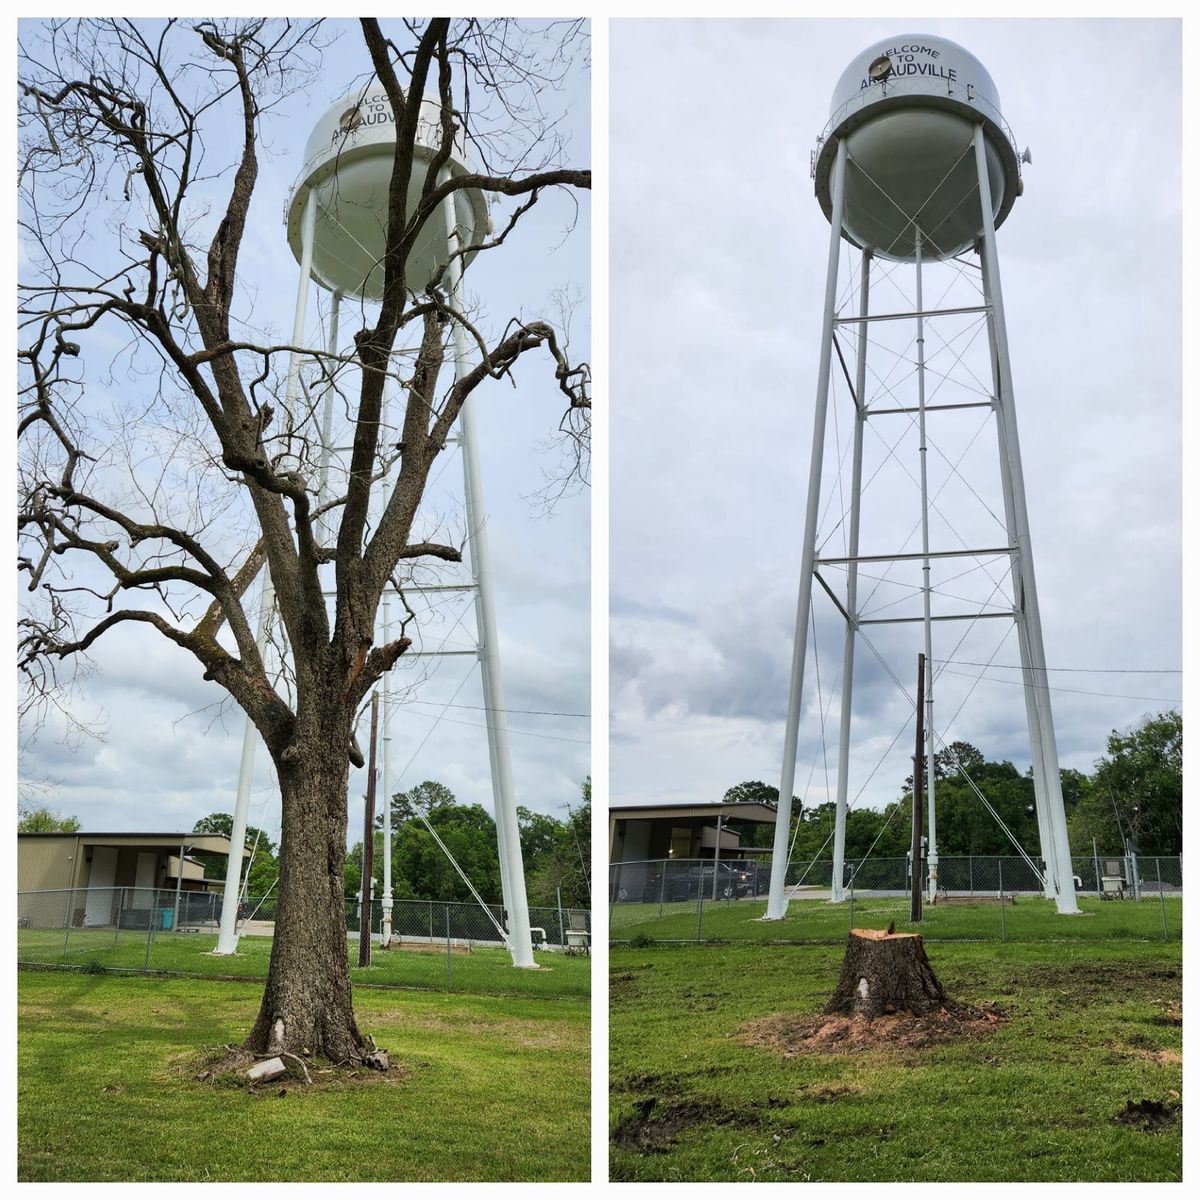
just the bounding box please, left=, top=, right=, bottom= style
left=18, top=17, right=589, bottom=1064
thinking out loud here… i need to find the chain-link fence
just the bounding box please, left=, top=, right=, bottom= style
left=17, top=887, right=590, bottom=1000
left=609, top=854, right=1182, bottom=945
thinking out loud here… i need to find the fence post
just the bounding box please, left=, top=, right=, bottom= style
left=696, top=879, right=704, bottom=943
left=61, top=889, right=73, bottom=956
left=144, top=897, right=154, bottom=969
left=445, top=904, right=453, bottom=991
left=969, top=857, right=974, bottom=897
left=115, top=888, right=124, bottom=946
left=847, top=872, right=855, bottom=933
left=1157, top=858, right=1168, bottom=942
left=658, top=864, right=665, bottom=918
left=556, top=886, right=565, bottom=949
left=998, top=860, right=1006, bottom=942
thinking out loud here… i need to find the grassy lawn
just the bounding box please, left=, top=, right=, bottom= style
left=19, top=968, right=590, bottom=1182
left=611, top=893, right=1181, bottom=945
left=610, top=936, right=1182, bottom=1181
left=17, top=928, right=589, bottom=1000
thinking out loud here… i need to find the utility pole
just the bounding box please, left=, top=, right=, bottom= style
left=358, top=693, right=379, bottom=969
left=911, top=654, right=925, bottom=924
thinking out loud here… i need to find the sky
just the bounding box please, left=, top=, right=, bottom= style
left=17, top=18, right=591, bottom=842
left=609, top=18, right=1182, bottom=825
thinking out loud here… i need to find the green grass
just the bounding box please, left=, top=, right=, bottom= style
left=611, top=893, right=1181, bottom=945
left=17, top=927, right=589, bottom=1000
left=610, top=936, right=1182, bottom=1181
left=19, top=968, right=590, bottom=1182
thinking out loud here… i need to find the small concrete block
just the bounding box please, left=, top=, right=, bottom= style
left=364, top=1050, right=389, bottom=1072
left=246, top=1057, right=287, bottom=1083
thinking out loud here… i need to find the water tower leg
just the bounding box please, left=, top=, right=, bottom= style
left=831, top=247, right=871, bottom=905
left=973, top=125, right=1078, bottom=915
left=914, top=229, right=938, bottom=905
left=215, top=196, right=317, bottom=955
left=766, top=137, right=849, bottom=921
left=978, top=256, right=1055, bottom=896
left=214, top=575, right=275, bottom=955
left=315, top=290, right=342, bottom=545
left=440, top=188, right=536, bottom=967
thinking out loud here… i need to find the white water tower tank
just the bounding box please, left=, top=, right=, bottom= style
left=285, top=87, right=489, bottom=301
left=813, top=35, right=1023, bottom=261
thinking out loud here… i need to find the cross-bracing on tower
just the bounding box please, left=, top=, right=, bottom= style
left=767, top=36, right=1080, bottom=921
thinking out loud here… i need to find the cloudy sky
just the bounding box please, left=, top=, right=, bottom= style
left=17, top=19, right=591, bottom=841
left=609, top=18, right=1182, bottom=822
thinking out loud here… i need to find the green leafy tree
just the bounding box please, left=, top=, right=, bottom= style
left=1069, top=711, right=1181, bottom=854
left=517, top=805, right=562, bottom=865
left=191, top=812, right=277, bottom=888
left=721, top=780, right=800, bottom=849
left=17, top=806, right=81, bottom=832
left=375, top=779, right=456, bottom=830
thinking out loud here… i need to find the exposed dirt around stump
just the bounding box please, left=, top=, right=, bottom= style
left=741, top=1002, right=1007, bottom=1056
left=612, top=1094, right=786, bottom=1154
left=1114, top=1098, right=1181, bottom=1133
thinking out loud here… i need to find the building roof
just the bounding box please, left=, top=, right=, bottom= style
left=18, top=831, right=251, bottom=856
left=609, top=801, right=778, bottom=824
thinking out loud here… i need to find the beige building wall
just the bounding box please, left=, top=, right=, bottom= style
left=17, top=835, right=82, bottom=892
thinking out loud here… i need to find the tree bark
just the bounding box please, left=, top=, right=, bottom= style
left=244, top=713, right=367, bottom=1063
left=824, top=928, right=948, bottom=1018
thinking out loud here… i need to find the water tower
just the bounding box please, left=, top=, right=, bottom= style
left=765, top=35, right=1079, bottom=919
left=215, top=86, right=538, bottom=967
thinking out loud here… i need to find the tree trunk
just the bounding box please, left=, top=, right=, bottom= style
left=824, top=928, right=947, bottom=1018
left=244, top=731, right=368, bottom=1063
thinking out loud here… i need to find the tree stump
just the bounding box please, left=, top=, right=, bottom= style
left=824, top=928, right=948, bottom=1018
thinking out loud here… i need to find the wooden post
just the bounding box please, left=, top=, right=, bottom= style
left=358, top=693, right=379, bottom=969
left=911, top=654, right=925, bottom=923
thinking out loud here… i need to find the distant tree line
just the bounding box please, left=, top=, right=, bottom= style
left=188, top=778, right=592, bottom=911
left=719, top=710, right=1181, bottom=861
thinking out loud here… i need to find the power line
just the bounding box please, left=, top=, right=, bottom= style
left=400, top=698, right=590, bottom=719
left=401, top=706, right=590, bottom=746
left=934, top=659, right=1180, bottom=675
left=937, top=667, right=1181, bottom=705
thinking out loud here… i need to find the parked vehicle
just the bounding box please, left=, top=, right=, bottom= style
left=640, top=861, right=758, bottom=903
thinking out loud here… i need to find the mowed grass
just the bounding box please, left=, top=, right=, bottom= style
left=610, top=937, right=1182, bottom=1182
left=19, top=968, right=589, bottom=1182
left=17, top=927, right=589, bottom=1000
left=611, top=894, right=1181, bottom=945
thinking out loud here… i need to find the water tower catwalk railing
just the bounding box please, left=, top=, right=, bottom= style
left=766, top=35, right=1079, bottom=922
left=214, top=87, right=538, bottom=968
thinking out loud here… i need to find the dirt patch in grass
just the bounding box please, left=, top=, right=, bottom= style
left=740, top=1003, right=1007, bottom=1056
left=801, top=1080, right=862, bottom=1101
left=1016, top=962, right=1180, bottom=1003
left=1113, top=1099, right=1181, bottom=1133
left=612, top=1094, right=783, bottom=1154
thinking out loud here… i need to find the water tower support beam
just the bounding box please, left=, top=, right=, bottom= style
left=215, top=189, right=319, bottom=956
left=831, top=247, right=871, bottom=904
left=766, top=137, right=848, bottom=921
left=214, top=578, right=275, bottom=955
left=441, top=186, right=537, bottom=967
left=978, top=250, right=1055, bottom=897
left=973, top=124, right=1078, bottom=914
left=914, top=229, right=939, bottom=903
